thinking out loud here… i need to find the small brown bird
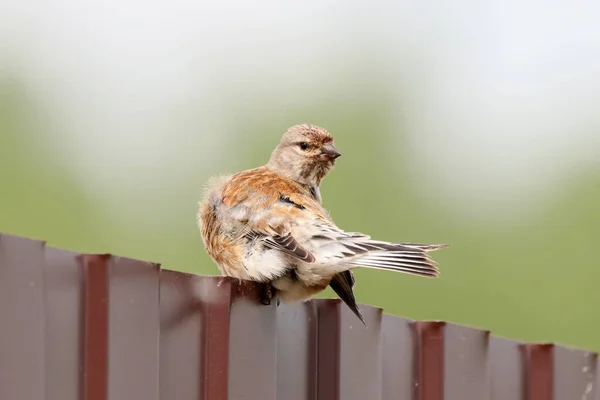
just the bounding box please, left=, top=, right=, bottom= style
left=197, top=124, right=447, bottom=323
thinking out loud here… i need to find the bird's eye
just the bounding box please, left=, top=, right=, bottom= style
left=299, top=142, right=309, bottom=150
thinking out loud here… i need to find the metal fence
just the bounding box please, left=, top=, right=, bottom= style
left=0, top=232, right=598, bottom=400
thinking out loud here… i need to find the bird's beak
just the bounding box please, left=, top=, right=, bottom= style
left=321, top=144, right=342, bottom=160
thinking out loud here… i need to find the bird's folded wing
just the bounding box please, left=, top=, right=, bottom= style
left=263, top=233, right=315, bottom=263
left=221, top=168, right=323, bottom=263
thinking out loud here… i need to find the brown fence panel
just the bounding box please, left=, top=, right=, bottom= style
left=160, top=275, right=278, bottom=400
left=81, top=254, right=161, bottom=400
left=597, top=355, right=600, bottom=400
left=277, top=302, right=318, bottom=400
left=45, top=246, right=84, bottom=400
left=0, top=234, right=46, bottom=400
left=2, top=233, right=600, bottom=400
left=198, top=276, right=234, bottom=400
left=443, top=323, right=490, bottom=400
left=82, top=254, right=110, bottom=400
left=159, top=270, right=205, bottom=400
left=107, top=256, right=161, bottom=400
left=490, top=336, right=525, bottom=400
left=554, top=345, right=598, bottom=400
left=316, top=299, right=383, bottom=400
left=522, top=344, right=554, bottom=400
left=381, top=314, right=415, bottom=400
left=414, top=321, right=445, bottom=400
left=228, top=279, right=278, bottom=400
left=384, top=320, right=491, bottom=400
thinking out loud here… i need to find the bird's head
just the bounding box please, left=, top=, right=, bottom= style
left=267, top=124, right=341, bottom=186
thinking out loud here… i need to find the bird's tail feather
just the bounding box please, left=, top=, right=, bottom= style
left=346, top=242, right=447, bottom=278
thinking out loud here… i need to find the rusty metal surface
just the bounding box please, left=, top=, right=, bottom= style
left=1, top=232, right=599, bottom=400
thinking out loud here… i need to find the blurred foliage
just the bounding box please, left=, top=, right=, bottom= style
left=1, top=73, right=599, bottom=354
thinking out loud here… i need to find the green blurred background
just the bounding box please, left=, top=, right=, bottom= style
left=1, top=2, right=599, bottom=352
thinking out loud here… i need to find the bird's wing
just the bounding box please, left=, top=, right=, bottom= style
left=255, top=231, right=315, bottom=263
left=219, top=167, right=448, bottom=273
left=221, top=167, right=324, bottom=263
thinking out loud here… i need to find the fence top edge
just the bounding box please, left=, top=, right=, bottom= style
left=0, top=231, right=47, bottom=246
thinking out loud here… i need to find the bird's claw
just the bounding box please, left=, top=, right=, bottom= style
left=260, top=282, right=274, bottom=305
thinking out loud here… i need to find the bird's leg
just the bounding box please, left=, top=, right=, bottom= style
left=260, top=281, right=276, bottom=305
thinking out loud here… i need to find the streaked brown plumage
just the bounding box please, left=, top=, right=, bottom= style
left=198, top=123, right=447, bottom=323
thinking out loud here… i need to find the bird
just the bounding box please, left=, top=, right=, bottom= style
left=197, top=124, right=447, bottom=323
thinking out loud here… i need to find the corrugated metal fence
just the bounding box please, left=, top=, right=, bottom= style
left=0, top=232, right=598, bottom=400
